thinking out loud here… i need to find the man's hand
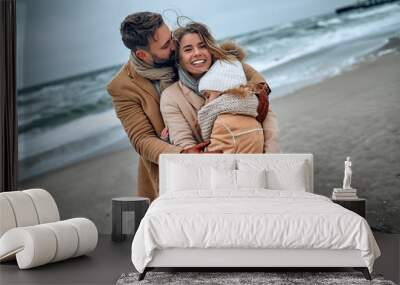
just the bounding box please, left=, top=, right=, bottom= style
left=181, top=141, right=211, bottom=153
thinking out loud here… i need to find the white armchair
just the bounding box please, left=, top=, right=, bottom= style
left=0, top=189, right=97, bottom=269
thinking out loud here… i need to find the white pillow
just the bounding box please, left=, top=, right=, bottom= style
left=237, top=169, right=267, bottom=188
left=211, top=169, right=267, bottom=190
left=266, top=168, right=306, bottom=191
left=211, top=168, right=236, bottom=190
left=167, top=162, right=210, bottom=191
left=238, top=160, right=307, bottom=191
left=167, top=160, right=236, bottom=192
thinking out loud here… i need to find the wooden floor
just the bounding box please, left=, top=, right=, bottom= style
left=0, top=233, right=398, bottom=285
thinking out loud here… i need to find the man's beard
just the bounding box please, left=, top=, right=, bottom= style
left=152, top=51, right=176, bottom=68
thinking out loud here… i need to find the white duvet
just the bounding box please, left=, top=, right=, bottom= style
left=131, top=190, right=380, bottom=273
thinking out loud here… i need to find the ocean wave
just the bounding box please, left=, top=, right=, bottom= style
left=18, top=109, right=121, bottom=160
left=243, top=8, right=400, bottom=72
left=18, top=124, right=129, bottom=180
left=317, top=17, right=342, bottom=27
left=18, top=67, right=118, bottom=133
left=265, top=32, right=394, bottom=99
left=18, top=96, right=113, bottom=133
left=234, top=22, right=296, bottom=46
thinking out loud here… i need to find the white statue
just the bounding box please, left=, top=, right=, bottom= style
left=342, top=156, right=352, bottom=189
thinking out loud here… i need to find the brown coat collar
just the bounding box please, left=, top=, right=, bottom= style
left=127, top=61, right=160, bottom=104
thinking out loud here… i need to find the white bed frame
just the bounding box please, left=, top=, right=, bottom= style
left=140, top=154, right=370, bottom=280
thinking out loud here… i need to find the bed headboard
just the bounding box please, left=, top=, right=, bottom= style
left=159, top=154, right=314, bottom=195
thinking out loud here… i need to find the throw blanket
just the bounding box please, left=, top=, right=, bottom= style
left=131, top=190, right=380, bottom=273
left=197, top=93, right=259, bottom=140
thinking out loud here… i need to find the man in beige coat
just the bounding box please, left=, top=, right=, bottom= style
left=107, top=12, right=270, bottom=201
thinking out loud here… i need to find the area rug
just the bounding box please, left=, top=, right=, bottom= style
left=116, top=271, right=396, bottom=285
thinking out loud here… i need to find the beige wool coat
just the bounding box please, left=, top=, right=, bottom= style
left=160, top=64, right=280, bottom=153
left=107, top=61, right=182, bottom=202
left=207, top=113, right=265, bottom=153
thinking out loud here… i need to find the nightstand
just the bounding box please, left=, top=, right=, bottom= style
left=332, top=198, right=366, bottom=218
left=112, top=197, right=150, bottom=242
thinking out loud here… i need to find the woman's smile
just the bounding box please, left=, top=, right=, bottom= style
left=192, top=59, right=207, bottom=65
left=179, top=33, right=212, bottom=78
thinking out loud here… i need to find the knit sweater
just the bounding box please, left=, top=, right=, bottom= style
left=197, top=93, right=259, bottom=140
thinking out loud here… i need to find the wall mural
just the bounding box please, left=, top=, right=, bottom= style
left=17, top=0, right=400, bottom=233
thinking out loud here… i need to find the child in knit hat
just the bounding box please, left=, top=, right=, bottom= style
left=197, top=59, right=264, bottom=153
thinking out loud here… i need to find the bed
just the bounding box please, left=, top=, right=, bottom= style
left=131, top=154, right=380, bottom=280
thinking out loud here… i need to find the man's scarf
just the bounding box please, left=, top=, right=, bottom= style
left=129, top=53, right=176, bottom=93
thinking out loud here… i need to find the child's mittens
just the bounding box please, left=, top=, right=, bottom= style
left=160, top=127, right=170, bottom=142
left=255, top=83, right=270, bottom=123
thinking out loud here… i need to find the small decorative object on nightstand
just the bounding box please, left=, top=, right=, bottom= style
left=332, top=198, right=366, bottom=218
left=343, top=156, right=352, bottom=190
left=332, top=156, right=358, bottom=200
left=112, top=197, right=149, bottom=242
left=332, top=156, right=366, bottom=217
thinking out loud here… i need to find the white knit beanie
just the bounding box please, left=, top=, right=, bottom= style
left=198, top=60, right=246, bottom=94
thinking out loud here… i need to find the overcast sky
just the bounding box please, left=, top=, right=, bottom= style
left=17, top=0, right=354, bottom=89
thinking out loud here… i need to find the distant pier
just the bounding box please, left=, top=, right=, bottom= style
left=336, top=0, right=400, bottom=14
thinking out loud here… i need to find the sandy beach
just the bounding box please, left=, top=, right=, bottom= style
left=271, top=42, right=400, bottom=233
left=19, top=41, right=400, bottom=234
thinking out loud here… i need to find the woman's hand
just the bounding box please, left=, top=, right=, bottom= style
left=160, top=127, right=169, bottom=142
